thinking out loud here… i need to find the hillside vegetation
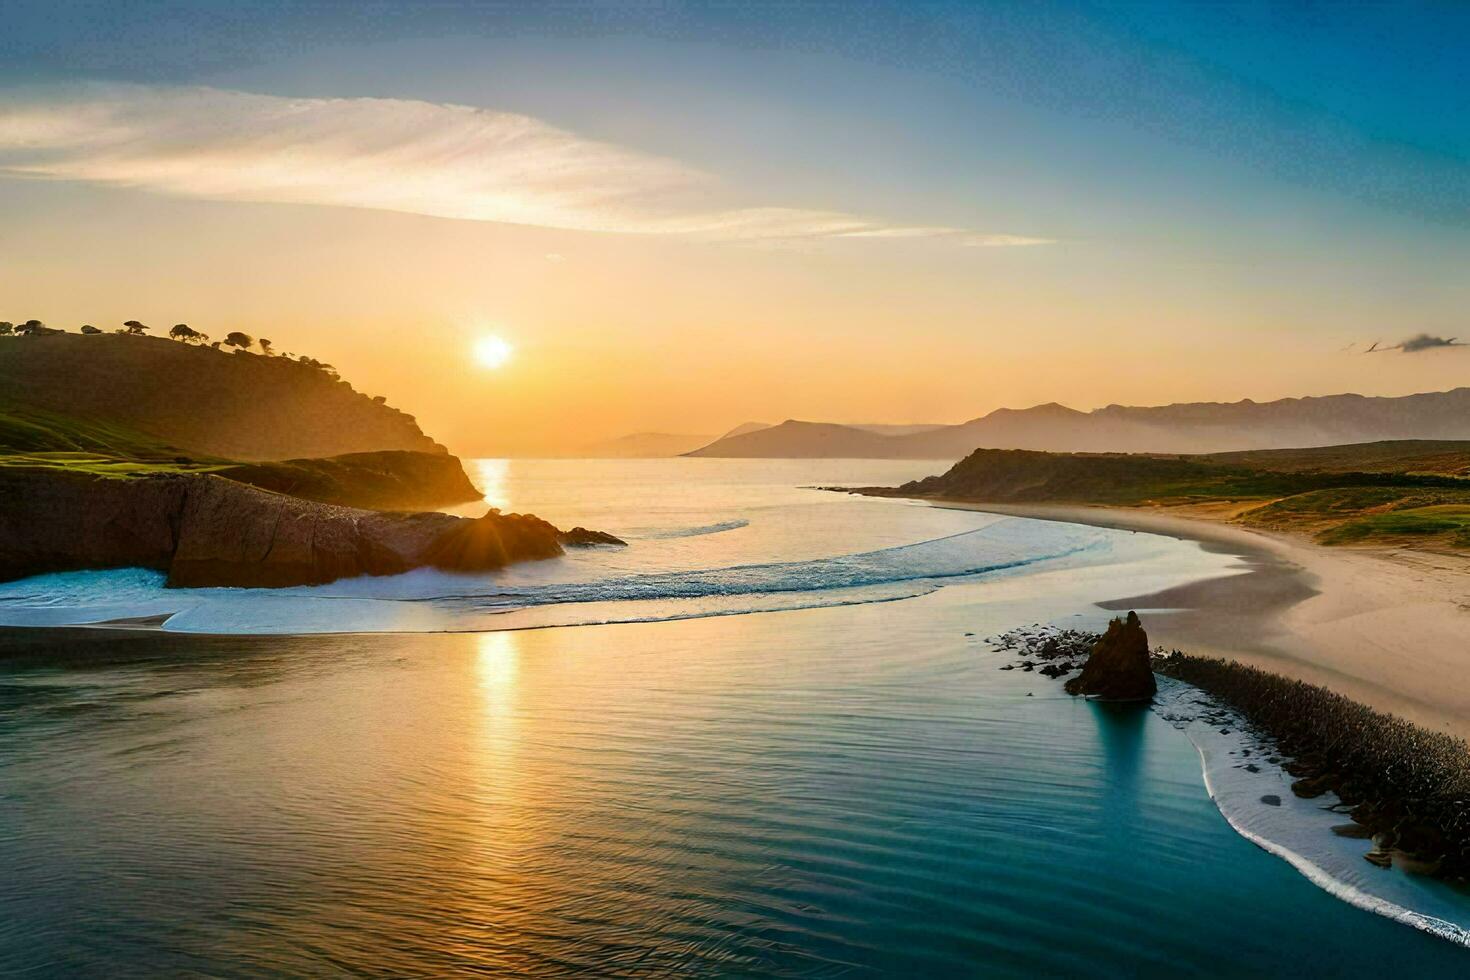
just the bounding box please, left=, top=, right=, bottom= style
left=0, top=332, right=480, bottom=510
left=0, top=333, right=440, bottom=460
left=881, top=443, right=1470, bottom=551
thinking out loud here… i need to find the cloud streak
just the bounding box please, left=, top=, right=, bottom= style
left=0, top=83, right=1051, bottom=246
left=1364, top=334, right=1465, bottom=354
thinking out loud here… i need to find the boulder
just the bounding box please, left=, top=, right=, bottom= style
left=1064, top=610, right=1157, bottom=701
left=562, top=526, right=626, bottom=547
left=419, top=509, right=567, bottom=572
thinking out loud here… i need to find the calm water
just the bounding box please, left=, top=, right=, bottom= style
left=1, top=459, right=1467, bottom=975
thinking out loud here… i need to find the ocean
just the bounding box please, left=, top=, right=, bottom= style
left=1, top=458, right=1466, bottom=975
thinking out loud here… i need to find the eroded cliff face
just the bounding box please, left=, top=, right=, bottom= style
left=0, top=469, right=618, bottom=589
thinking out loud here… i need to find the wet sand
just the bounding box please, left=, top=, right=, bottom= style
left=931, top=500, right=1470, bottom=741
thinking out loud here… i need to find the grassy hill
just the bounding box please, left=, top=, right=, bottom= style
left=883, top=444, right=1470, bottom=551
left=1200, top=440, right=1470, bottom=476
left=0, top=334, right=481, bottom=510
left=0, top=333, right=441, bottom=461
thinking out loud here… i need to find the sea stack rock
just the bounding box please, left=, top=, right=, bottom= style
left=1064, top=611, right=1157, bottom=701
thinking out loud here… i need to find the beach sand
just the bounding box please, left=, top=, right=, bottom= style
left=932, top=500, right=1470, bottom=741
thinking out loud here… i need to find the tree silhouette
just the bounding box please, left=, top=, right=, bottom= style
left=80, top=324, right=101, bottom=334
left=0, top=322, right=12, bottom=336
left=169, top=323, right=207, bottom=344
left=122, top=320, right=148, bottom=336
left=259, top=338, right=273, bottom=355
left=16, top=319, right=50, bottom=336
left=223, top=331, right=254, bottom=349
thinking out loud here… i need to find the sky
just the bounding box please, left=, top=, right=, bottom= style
left=1, top=1, right=1468, bottom=455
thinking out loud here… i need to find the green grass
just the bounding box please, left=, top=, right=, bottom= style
left=1, top=403, right=189, bottom=457
left=0, top=404, right=230, bottom=477
left=911, top=447, right=1470, bottom=551
left=1319, top=505, right=1470, bottom=547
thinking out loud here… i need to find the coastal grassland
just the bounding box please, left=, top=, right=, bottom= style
left=0, top=405, right=478, bottom=508
left=885, top=444, right=1470, bottom=551
left=0, top=404, right=219, bottom=472
left=1202, top=440, right=1470, bottom=477
left=1318, top=504, right=1470, bottom=547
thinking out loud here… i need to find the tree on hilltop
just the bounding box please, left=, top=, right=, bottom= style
left=258, top=338, right=273, bottom=355
left=223, top=331, right=254, bottom=350
left=169, top=323, right=207, bottom=344
left=16, top=319, right=54, bottom=336
left=0, top=322, right=12, bottom=336
left=121, top=320, right=148, bottom=335
left=81, top=324, right=101, bottom=334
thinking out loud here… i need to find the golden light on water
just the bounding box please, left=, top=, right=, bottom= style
left=473, top=335, right=514, bottom=369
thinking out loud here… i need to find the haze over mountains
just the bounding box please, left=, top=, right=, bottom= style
left=686, top=390, right=1470, bottom=460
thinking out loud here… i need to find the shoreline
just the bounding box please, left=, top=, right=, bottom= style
left=924, top=498, right=1470, bottom=741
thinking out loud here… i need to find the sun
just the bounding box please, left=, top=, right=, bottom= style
left=473, top=335, right=514, bottom=369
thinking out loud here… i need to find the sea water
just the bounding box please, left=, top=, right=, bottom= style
left=0, top=458, right=1466, bottom=974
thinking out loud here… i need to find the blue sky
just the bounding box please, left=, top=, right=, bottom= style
left=1, top=1, right=1466, bottom=452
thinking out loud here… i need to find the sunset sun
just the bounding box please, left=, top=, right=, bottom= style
left=473, top=335, right=513, bottom=369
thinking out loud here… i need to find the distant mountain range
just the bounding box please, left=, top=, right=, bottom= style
left=580, top=421, right=948, bottom=457
left=685, top=389, right=1470, bottom=459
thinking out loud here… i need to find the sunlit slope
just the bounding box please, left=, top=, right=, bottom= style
left=0, top=333, right=441, bottom=460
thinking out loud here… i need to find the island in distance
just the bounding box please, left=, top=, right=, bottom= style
left=0, top=329, right=621, bottom=589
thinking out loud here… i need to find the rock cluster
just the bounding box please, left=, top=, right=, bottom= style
left=1155, top=652, right=1470, bottom=879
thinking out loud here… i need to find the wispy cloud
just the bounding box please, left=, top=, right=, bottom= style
left=1364, top=333, right=1464, bottom=354
left=0, top=83, right=1051, bottom=246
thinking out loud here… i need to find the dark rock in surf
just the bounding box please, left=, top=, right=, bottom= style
left=561, top=526, right=627, bottom=547
left=1064, top=611, right=1157, bottom=701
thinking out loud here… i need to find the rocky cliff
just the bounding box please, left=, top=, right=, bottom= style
left=0, top=469, right=620, bottom=588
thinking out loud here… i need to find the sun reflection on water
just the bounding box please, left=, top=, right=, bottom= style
left=469, top=458, right=512, bottom=513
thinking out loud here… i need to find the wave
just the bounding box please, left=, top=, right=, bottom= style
left=1154, top=678, right=1470, bottom=947
left=636, top=519, right=751, bottom=539
left=419, top=521, right=1104, bottom=611
left=0, top=518, right=1112, bottom=635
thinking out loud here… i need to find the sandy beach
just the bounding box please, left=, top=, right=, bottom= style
left=932, top=500, right=1470, bottom=741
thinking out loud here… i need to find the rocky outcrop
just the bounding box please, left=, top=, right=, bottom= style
left=216, top=450, right=481, bottom=510
left=0, top=468, right=621, bottom=589
left=1064, top=611, right=1157, bottom=701
left=561, top=527, right=627, bottom=547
